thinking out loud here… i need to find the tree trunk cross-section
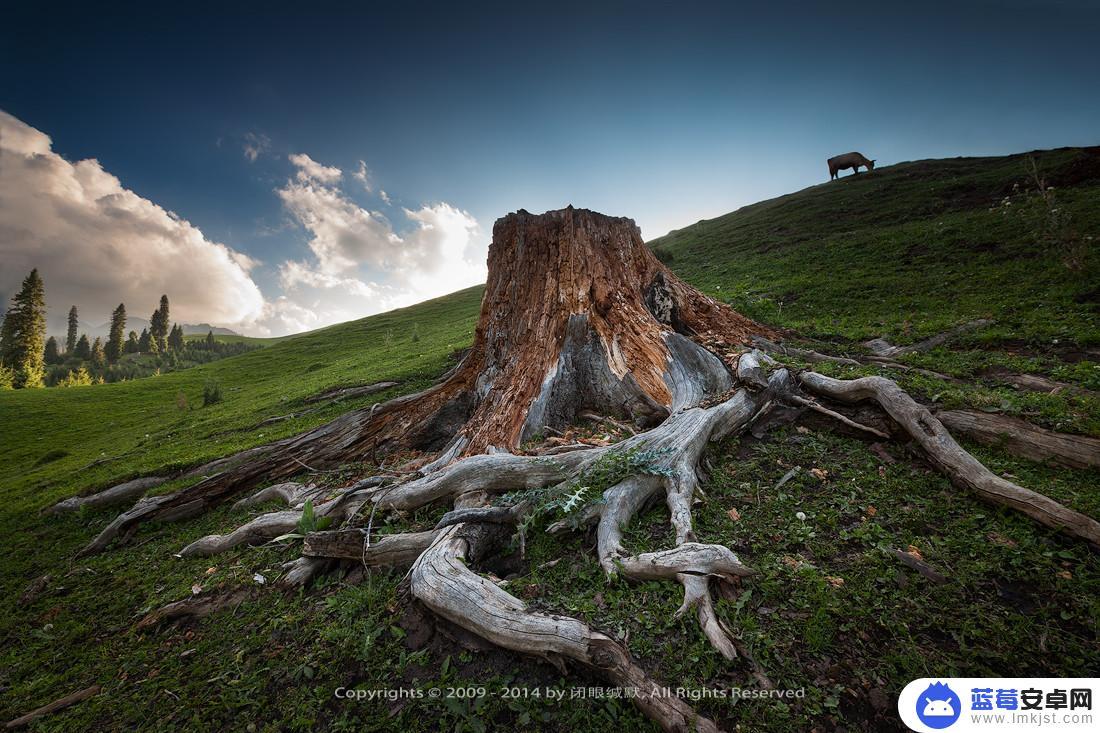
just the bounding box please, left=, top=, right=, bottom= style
left=77, top=207, right=1100, bottom=733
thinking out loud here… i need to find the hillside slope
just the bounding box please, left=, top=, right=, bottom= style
left=651, top=146, right=1099, bottom=346
left=1, top=147, right=1097, bottom=732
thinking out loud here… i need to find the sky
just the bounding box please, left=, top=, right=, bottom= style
left=1, top=0, right=1098, bottom=336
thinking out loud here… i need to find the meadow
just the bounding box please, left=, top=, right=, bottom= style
left=1, top=147, right=1097, bottom=731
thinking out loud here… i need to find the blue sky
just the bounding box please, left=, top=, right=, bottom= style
left=1, top=1, right=1098, bottom=335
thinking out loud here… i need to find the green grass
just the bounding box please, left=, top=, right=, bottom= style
left=182, top=333, right=285, bottom=346
left=0, top=286, right=482, bottom=515
left=650, top=147, right=1099, bottom=346
left=1, top=147, right=1098, bottom=731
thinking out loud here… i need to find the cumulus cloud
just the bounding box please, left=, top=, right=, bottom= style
left=273, top=156, right=486, bottom=325
left=288, top=153, right=342, bottom=184
left=0, top=110, right=486, bottom=338
left=0, top=109, right=266, bottom=333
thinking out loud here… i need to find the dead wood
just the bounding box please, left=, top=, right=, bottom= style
left=937, top=409, right=1100, bottom=470
left=5, top=685, right=102, bottom=729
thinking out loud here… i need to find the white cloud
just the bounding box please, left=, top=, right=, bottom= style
left=243, top=132, right=271, bottom=162
left=0, top=110, right=486, bottom=339
left=353, top=160, right=372, bottom=191
left=288, top=153, right=342, bottom=184
left=379, top=189, right=391, bottom=205
left=272, top=161, right=486, bottom=327
left=0, top=109, right=266, bottom=333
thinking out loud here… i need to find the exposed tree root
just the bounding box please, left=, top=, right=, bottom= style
left=800, top=372, right=1100, bottom=545
left=996, top=371, right=1095, bottom=396
left=178, top=485, right=371, bottom=558
left=782, top=393, right=891, bottom=439
left=277, top=557, right=331, bottom=588
left=863, top=319, right=993, bottom=358
left=47, top=476, right=166, bottom=514
left=410, top=523, right=721, bottom=733
left=231, top=481, right=316, bottom=509
left=304, top=528, right=440, bottom=568
left=136, top=588, right=254, bottom=630
left=303, top=380, right=400, bottom=404
left=750, top=335, right=860, bottom=366
left=72, top=208, right=1100, bottom=732
left=936, top=409, right=1100, bottom=470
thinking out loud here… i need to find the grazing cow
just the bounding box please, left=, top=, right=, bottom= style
left=828, top=152, right=876, bottom=180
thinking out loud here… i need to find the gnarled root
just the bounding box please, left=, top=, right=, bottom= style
left=800, top=372, right=1100, bottom=545
left=232, top=481, right=318, bottom=510
left=935, top=409, right=1100, bottom=470
left=136, top=588, right=254, bottom=630
left=47, top=476, right=167, bottom=515
left=178, top=485, right=373, bottom=558
left=411, top=522, right=722, bottom=733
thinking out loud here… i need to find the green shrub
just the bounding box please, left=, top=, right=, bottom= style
left=202, top=379, right=223, bottom=406
left=56, top=367, right=93, bottom=387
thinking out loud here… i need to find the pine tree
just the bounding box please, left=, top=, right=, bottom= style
left=91, top=337, right=106, bottom=368
left=2, top=269, right=47, bottom=388
left=57, top=366, right=93, bottom=387
left=106, top=303, right=127, bottom=363
left=150, top=295, right=170, bottom=352
left=45, top=336, right=61, bottom=364
left=66, top=305, right=79, bottom=354
left=168, top=323, right=185, bottom=351
left=0, top=310, right=15, bottom=367
left=125, top=330, right=139, bottom=354
left=205, top=330, right=216, bottom=350
left=75, top=333, right=91, bottom=360
left=138, top=328, right=151, bottom=353
left=149, top=310, right=161, bottom=348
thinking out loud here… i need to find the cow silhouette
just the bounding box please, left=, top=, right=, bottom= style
left=828, top=152, right=876, bottom=179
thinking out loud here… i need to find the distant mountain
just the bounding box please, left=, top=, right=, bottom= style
left=178, top=323, right=240, bottom=336
left=46, top=317, right=241, bottom=340
left=90, top=316, right=150, bottom=336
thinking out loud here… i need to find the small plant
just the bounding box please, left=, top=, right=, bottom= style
left=273, top=499, right=333, bottom=542
left=202, top=379, right=223, bottom=406
left=500, top=447, right=674, bottom=536
left=1019, top=157, right=1089, bottom=272
left=297, top=499, right=332, bottom=534
left=175, top=391, right=189, bottom=411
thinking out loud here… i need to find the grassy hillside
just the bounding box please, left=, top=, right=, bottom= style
left=182, top=333, right=285, bottom=346
left=0, top=287, right=483, bottom=514
left=1, top=148, right=1097, bottom=732
left=651, top=147, right=1099, bottom=346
